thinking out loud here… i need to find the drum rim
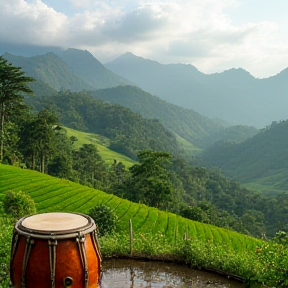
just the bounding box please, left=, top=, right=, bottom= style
left=14, top=212, right=96, bottom=239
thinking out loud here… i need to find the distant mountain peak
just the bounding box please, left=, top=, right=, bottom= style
left=122, top=51, right=136, bottom=57
left=112, top=52, right=160, bottom=66
left=56, top=48, right=103, bottom=66
left=223, top=67, right=253, bottom=76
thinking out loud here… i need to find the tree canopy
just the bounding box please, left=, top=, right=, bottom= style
left=0, top=56, right=34, bottom=162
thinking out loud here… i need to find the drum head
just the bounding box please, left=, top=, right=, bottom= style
left=22, top=213, right=89, bottom=231
left=16, top=212, right=95, bottom=238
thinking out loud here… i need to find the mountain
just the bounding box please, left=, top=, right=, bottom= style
left=3, top=50, right=133, bottom=92
left=202, top=120, right=288, bottom=192
left=3, top=52, right=93, bottom=91
left=55, top=48, right=133, bottom=89
left=89, top=85, right=257, bottom=152
left=105, top=52, right=288, bottom=128
left=3, top=49, right=258, bottom=153
left=0, top=41, right=63, bottom=57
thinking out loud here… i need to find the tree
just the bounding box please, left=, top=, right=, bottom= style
left=180, top=205, right=210, bottom=223
left=128, top=150, right=174, bottom=209
left=72, top=144, right=107, bottom=189
left=0, top=56, right=34, bottom=162
left=47, top=127, right=73, bottom=179
left=19, top=109, right=59, bottom=172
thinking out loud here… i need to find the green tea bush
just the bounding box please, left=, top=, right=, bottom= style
left=0, top=210, right=13, bottom=288
left=3, top=190, right=36, bottom=220
left=255, top=241, right=288, bottom=287
left=88, top=204, right=118, bottom=236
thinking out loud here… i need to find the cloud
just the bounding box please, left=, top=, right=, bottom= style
left=0, top=0, right=287, bottom=77
left=0, top=0, right=67, bottom=45
left=102, top=5, right=169, bottom=42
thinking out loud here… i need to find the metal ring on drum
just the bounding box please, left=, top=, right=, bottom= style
left=10, top=212, right=102, bottom=288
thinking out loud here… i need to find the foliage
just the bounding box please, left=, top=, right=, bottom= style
left=273, top=230, right=288, bottom=245
left=100, top=232, right=262, bottom=285
left=202, top=119, right=288, bottom=192
left=255, top=241, right=288, bottom=287
left=3, top=52, right=92, bottom=92
left=26, top=90, right=180, bottom=160
left=64, top=126, right=135, bottom=167
left=0, top=163, right=282, bottom=286
left=180, top=205, right=210, bottom=223
left=19, top=109, right=59, bottom=173
left=0, top=211, right=13, bottom=288
left=2, top=57, right=288, bottom=286
left=89, top=85, right=225, bottom=150
left=0, top=56, right=34, bottom=163
left=127, top=150, right=174, bottom=208
left=88, top=204, right=118, bottom=236
left=3, top=190, right=36, bottom=220
left=72, top=144, right=105, bottom=187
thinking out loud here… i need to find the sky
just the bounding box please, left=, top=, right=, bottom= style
left=0, top=0, right=287, bottom=78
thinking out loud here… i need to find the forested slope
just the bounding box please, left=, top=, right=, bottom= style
left=31, top=91, right=180, bottom=159
left=202, top=120, right=288, bottom=191
left=3, top=52, right=93, bottom=91
left=90, top=86, right=221, bottom=149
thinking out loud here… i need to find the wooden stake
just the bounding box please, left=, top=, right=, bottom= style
left=129, top=219, right=133, bottom=256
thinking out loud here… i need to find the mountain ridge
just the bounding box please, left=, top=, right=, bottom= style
left=3, top=50, right=133, bottom=92
left=106, top=52, right=288, bottom=128
left=55, top=48, right=133, bottom=89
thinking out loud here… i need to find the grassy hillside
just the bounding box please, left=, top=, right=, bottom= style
left=65, top=127, right=135, bottom=167
left=0, top=164, right=261, bottom=252
left=2, top=164, right=287, bottom=287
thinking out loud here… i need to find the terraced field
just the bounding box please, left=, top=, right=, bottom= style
left=0, top=164, right=263, bottom=253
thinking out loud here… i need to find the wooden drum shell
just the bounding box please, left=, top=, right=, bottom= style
left=10, top=213, right=102, bottom=288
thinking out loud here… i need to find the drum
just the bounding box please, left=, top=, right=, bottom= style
left=10, top=212, right=102, bottom=288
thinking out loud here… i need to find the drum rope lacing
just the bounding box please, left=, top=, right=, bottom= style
left=21, top=236, right=34, bottom=288
left=10, top=232, right=19, bottom=264
left=76, top=233, right=89, bottom=288
left=48, top=239, right=57, bottom=288
left=92, top=230, right=102, bottom=267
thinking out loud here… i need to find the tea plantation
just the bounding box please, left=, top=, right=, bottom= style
left=2, top=164, right=287, bottom=287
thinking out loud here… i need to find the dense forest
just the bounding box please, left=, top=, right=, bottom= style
left=28, top=90, right=180, bottom=160
left=90, top=85, right=258, bottom=149
left=2, top=55, right=288, bottom=240
left=202, top=120, right=288, bottom=191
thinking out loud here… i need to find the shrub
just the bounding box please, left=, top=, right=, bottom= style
left=3, top=190, right=36, bottom=220
left=88, top=204, right=118, bottom=236
left=0, top=206, right=13, bottom=288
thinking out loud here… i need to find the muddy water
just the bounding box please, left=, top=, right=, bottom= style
left=99, top=259, right=246, bottom=288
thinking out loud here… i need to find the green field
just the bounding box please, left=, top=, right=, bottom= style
left=65, top=127, right=136, bottom=167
